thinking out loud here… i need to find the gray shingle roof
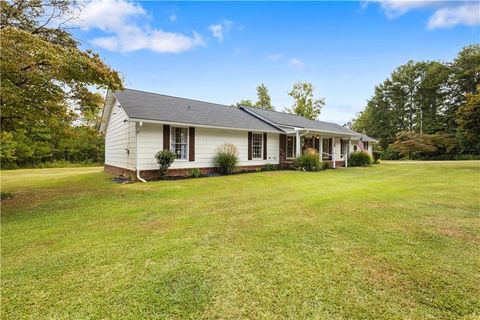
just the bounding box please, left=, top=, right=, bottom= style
left=243, top=107, right=361, bottom=136
left=113, top=89, right=282, bottom=132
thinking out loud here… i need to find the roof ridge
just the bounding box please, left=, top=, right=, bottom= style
left=120, top=88, right=237, bottom=110
left=245, top=106, right=344, bottom=127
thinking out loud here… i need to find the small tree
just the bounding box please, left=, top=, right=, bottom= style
left=155, top=150, right=176, bottom=177
left=284, top=82, right=325, bottom=120
left=255, top=84, right=274, bottom=110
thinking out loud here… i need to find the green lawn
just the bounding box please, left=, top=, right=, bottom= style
left=1, top=162, right=479, bottom=319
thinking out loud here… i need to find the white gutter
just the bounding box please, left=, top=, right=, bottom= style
left=128, top=118, right=282, bottom=134
left=135, top=122, right=147, bottom=183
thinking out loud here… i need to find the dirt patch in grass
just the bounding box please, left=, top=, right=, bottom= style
left=437, top=227, right=480, bottom=243
left=137, top=219, right=172, bottom=232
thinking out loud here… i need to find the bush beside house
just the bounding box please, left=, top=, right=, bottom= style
left=349, top=151, right=373, bottom=167
left=155, top=150, right=176, bottom=177
left=214, top=144, right=239, bottom=175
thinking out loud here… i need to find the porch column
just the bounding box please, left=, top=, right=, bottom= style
left=346, top=137, right=351, bottom=167
left=332, top=137, right=336, bottom=169
left=319, top=136, right=323, bottom=162
left=295, top=130, right=301, bottom=157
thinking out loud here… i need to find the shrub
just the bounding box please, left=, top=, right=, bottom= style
left=188, top=168, right=202, bottom=178
left=263, top=163, right=278, bottom=171
left=155, top=150, right=176, bottom=177
left=291, top=154, right=321, bottom=171
left=321, top=161, right=332, bottom=170
left=372, top=151, right=381, bottom=163
left=381, top=147, right=402, bottom=160
left=0, top=191, right=13, bottom=200
left=349, top=151, right=373, bottom=167
left=214, top=143, right=238, bottom=174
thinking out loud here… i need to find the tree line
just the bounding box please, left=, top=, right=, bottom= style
left=351, top=45, right=480, bottom=160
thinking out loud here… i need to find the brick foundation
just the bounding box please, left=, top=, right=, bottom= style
left=104, top=164, right=266, bottom=181
left=105, top=160, right=346, bottom=181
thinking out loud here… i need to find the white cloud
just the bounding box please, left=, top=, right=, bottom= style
left=208, top=19, right=234, bottom=42
left=428, top=3, right=480, bottom=29
left=368, top=0, right=434, bottom=18
left=209, top=24, right=224, bottom=41
left=169, top=14, right=177, bottom=22
left=366, top=0, right=480, bottom=29
left=266, top=53, right=283, bottom=61
left=72, top=0, right=204, bottom=53
left=289, top=58, right=305, bottom=71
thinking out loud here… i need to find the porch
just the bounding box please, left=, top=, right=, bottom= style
left=280, top=131, right=354, bottom=168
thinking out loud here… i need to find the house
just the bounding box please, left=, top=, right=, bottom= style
left=100, top=89, right=376, bottom=180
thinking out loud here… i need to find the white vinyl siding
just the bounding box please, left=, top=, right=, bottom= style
left=137, top=124, right=279, bottom=170
left=104, top=102, right=136, bottom=170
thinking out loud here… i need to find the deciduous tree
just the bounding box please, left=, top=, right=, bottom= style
left=285, top=82, right=325, bottom=120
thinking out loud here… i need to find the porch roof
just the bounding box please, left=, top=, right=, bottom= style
left=242, top=106, right=361, bottom=137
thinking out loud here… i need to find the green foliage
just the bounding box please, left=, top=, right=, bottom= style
left=390, top=131, right=457, bottom=160
left=291, top=154, right=321, bottom=171
left=0, top=0, right=122, bottom=168
left=188, top=168, right=203, bottom=178
left=351, top=44, right=480, bottom=157
left=321, top=161, right=332, bottom=170
left=0, top=131, right=17, bottom=166
left=255, top=84, right=274, bottom=110
left=349, top=152, right=373, bottom=167
left=0, top=191, right=13, bottom=200
left=372, top=151, right=381, bottom=163
left=262, top=163, right=278, bottom=171
left=456, top=87, right=480, bottom=146
left=285, top=82, right=325, bottom=120
left=233, top=83, right=274, bottom=110
left=233, top=99, right=255, bottom=108
left=214, top=144, right=238, bottom=174
left=155, top=150, right=176, bottom=177
left=381, top=147, right=402, bottom=160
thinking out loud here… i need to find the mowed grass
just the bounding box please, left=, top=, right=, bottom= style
left=1, top=162, right=479, bottom=319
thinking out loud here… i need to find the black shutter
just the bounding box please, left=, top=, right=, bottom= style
left=189, top=127, right=195, bottom=161
left=263, top=133, right=267, bottom=160
left=248, top=132, right=252, bottom=160
left=163, top=125, right=170, bottom=150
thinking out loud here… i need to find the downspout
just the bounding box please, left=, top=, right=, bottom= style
left=135, top=122, right=147, bottom=183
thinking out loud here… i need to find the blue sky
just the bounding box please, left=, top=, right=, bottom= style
left=72, top=1, right=479, bottom=124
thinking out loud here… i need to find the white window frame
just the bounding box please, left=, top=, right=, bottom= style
left=286, top=135, right=296, bottom=159
left=170, top=126, right=189, bottom=161
left=251, top=132, right=263, bottom=160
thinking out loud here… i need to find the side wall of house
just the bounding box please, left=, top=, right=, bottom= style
left=137, top=123, right=280, bottom=170
left=104, top=102, right=136, bottom=170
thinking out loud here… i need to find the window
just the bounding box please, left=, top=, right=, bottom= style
left=286, top=136, right=296, bottom=159
left=363, top=141, right=369, bottom=150
left=341, top=140, right=348, bottom=159
left=302, top=137, right=314, bottom=149
left=171, top=127, right=188, bottom=160
left=252, top=133, right=263, bottom=159
left=322, top=138, right=332, bottom=160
